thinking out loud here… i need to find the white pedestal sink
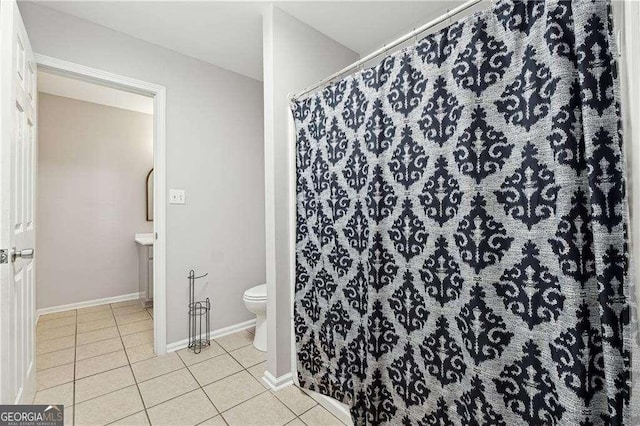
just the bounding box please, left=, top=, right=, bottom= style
left=135, top=233, right=154, bottom=307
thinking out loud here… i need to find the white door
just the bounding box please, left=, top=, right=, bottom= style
left=0, top=0, right=37, bottom=405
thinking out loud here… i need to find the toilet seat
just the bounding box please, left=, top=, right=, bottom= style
left=243, top=284, right=267, bottom=352
left=243, top=284, right=266, bottom=301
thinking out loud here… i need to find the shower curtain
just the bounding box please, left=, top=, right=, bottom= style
left=291, top=0, right=632, bottom=424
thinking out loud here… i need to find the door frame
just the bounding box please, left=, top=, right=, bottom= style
left=35, top=54, right=169, bottom=355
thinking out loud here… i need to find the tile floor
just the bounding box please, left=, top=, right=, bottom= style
left=34, top=300, right=346, bottom=426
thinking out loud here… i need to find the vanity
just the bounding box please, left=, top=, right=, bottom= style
left=135, top=233, right=154, bottom=307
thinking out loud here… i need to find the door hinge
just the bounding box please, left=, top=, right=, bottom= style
left=0, top=249, right=8, bottom=264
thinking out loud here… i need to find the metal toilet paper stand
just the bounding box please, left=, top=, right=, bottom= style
left=188, top=270, right=210, bottom=354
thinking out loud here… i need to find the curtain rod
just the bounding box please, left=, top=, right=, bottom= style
left=290, top=0, right=485, bottom=102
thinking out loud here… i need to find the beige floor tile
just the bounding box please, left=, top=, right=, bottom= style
left=75, top=365, right=135, bottom=403
left=75, top=385, right=143, bottom=425
left=115, top=311, right=151, bottom=325
left=229, top=344, right=266, bottom=368
left=76, top=304, right=111, bottom=315
left=75, top=350, right=128, bottom=379
left=125, top=342, right=156, bottom=364
left=222, top=393, right=295, bottom=426
left=299, top=405, right=344, bottom=426
left=37, top=325, right=76, bottom=342
left=110, top=411, right=149, bottom=426
left=203, top=370, right=266, bottom=412
left=272, top=386, right=316, bottom=416
left=36, top=363, right=74, bottom=391
left=146, top=308, right=154, bottom=318
left=77, top=317, right=117, bottom=333
left=119, top=319, right=153, bottom=336
left=76, top=326, right=119, bottom=345
left=112, top=305, right=148, bottom=317
left=122, top=330, right=154, bottom=348
left=214, top=330, right=253, bottom=352
left=197, top=415, right=226, bottom=426
left=131, top=352, right=183, bottom=383
left=138, top=368, right=198, bottom=408
left=38, top=310, right=76, bottom=322
left=286, top=419, right=305, bottom=426
left=246, top=361, right=268, bottom=389
left=111, top=299, right=141, bottom=309
left=36, top=347, right=75, bottom=371
left=64, top=406, right=73, bottom=426
left=37, top=316, right=76, bottom=331
left=188, top=353, right=243, bottom=386
left=177, top=341, right=225, bottom=366
left=32, top=382, right=74, bottom=406
left=77, top=309, right=114, bottom=324
left=37, top=335, right=76, bottom=355
left=147, top=389, right=217, bottom=425
left=76, top=337, right=123, bottom=361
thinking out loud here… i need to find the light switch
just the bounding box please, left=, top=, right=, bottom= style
left=169, top=189, right=186, bottom=204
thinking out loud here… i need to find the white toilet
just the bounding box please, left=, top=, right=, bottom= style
left=243, top=284, right=267, bottom=352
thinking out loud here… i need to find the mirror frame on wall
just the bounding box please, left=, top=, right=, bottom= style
left=146, top=168, right=154, bottom=221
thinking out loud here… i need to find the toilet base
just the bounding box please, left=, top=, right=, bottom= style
left=253, top=314, right=267, bottom=352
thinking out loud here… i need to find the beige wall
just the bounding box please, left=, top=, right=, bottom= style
left=263, top=6, right=359, bottom=379
left=20, top=2, right=265, bottom=345
left=37, top=93, right=153, bottom=309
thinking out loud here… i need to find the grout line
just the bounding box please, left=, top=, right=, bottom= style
left=215, top=337, right=271, bottom=418
left=124, top=352, right=225, bottom=418
left=73, top=367, right=135, bottom=405
left=134, top=369, right=186, bottom=386
left=185, top=338, right=289, bottom=421
left=137, top=385, right=199, bottom=410
left=56, top=338, right=124, bottom=363
left=75, top=346, right=123, bottom=363
left=35, top=348, right=76, bottom=372
left=74, top=357, right=129, bottom=382
left=196, top=415, right=227, bottom=426
left=226, top=348, right=266, bottom=370
left=104, top=409, right=147, bottom=426
left=111, top=303, right=153, bottom=426
left=219, top=386, right=271, bottom=414
left=180, top=350, right=227, bottom=369
left=39, top=305, right=332, bottom=425
left=114, top=315, right=153, bottom=327
left=36, top=330, right=77, bottom=343
left=179, top=346, right=235, bottom=426
left=33, top=379, right=76, bottom=394
left=296, top=404, right=317, bottom=418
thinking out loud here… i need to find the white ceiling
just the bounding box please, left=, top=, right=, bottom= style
left=278, top=2, right=465, bottom=57
left=27, top=1, right=470, bottom=81
left=38, top=70, right=154, bottom=114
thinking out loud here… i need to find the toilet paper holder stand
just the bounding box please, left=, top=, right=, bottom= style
left=188, top=270, right=210, bottom=354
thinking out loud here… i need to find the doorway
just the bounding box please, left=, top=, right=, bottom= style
left=35, top=55, right=168, bottom=360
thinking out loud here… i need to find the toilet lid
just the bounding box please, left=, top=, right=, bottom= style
left=244, top=284, right=266, bottom=300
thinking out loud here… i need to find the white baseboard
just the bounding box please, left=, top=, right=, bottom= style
left=36, top=292, right=141, bottom=322
left=303, top=389, right=353, bottom=425
left=262, top=370, right=294, bottom=391
left=166, top=319, right=256, bottom=353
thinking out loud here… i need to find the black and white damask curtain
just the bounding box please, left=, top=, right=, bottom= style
left=292, top=0, right=632, bottom=424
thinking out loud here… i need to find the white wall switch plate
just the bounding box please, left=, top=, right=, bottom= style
left=169, top=189, right=186, bottom=204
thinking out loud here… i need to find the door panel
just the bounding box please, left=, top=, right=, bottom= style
left=1, top=0, right=37, bottom=404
